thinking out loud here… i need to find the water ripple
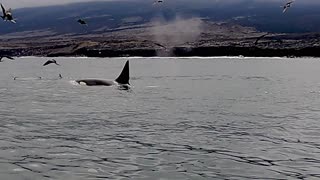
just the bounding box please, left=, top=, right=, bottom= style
left=1, top=58, right=320, bottom=179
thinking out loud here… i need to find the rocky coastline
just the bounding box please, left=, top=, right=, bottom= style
left=2, top=43, right=320, bottom=58
left=0, top=22, right=320, bottom=58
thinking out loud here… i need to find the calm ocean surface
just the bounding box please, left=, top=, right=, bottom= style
left=1, top=57, right=320, bottom=179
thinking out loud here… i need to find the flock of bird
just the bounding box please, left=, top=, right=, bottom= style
left=0, top=0, right=294, bottom=24
left=0, top=1, right=84, bottom=73
left=0, top=0, right=162, bottom=26
left=0, top=3, right=90, bottom=25
left=0, top=54, right=60, bottom=67
left=10, top=58, right=61, bottom=80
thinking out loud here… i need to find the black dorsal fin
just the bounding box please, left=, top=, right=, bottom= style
left=115, top=60, right=130, bottom=85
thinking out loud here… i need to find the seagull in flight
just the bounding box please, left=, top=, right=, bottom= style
left=254, top=33, right=270, bottom=45
left=77, top=19, right=88, bottom=26
left=43, top=59, right=60, bottom=66
left=282, top=0, right=294, bottom=13
left=154, top=42, right=167, bottom=49
left=0, top=3, right=16, bottom=23
left=153, top=0, right=164, bottom=5
left=0, top=55, right=14, bottom=62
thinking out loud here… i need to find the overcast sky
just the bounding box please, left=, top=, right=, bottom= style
left=2, top=0, right=320, bottom=9
left=1, top=0, right=104, bottom=8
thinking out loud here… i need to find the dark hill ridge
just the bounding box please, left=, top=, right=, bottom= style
left=0, top=1, right=320, bottom=57
left=0, top=21, right=320, bottom=57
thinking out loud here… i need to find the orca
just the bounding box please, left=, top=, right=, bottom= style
left=75, top=60, right=130, bottom=89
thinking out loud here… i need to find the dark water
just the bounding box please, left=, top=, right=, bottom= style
left=1, top=57, right=320, bottom=179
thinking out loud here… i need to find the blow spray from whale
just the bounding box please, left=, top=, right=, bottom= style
left=75, top=60, right=130, bottom=89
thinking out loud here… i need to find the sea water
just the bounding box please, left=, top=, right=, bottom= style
left=0, top=57, right=320, bottom=179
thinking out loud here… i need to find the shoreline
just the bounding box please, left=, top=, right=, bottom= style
left=3, top=46, right=320, bottom=58
left=14, top=55, right=320, bottom=59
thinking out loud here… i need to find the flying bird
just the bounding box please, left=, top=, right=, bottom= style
left=254, top=33, right=270, bottom=45
left=1, top=3, right=16, bottom=23
left=282, top=0, right=294, bottom=13
left=43, top=59, right=60, bottom=66
left=77, top=19, right=88, bottom=26
left=153, top=0, right=164, bottom=5
left=154, top=42, right=167, bottom=49
left=0, top=55, right=14, bottom=62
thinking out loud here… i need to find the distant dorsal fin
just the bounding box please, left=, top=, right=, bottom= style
left=115, top=60, right=130, bottom=85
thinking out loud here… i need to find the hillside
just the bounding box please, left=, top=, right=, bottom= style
left=0, top=0, right=320, bottom=35
left=0, top=1, right=320, bottom=57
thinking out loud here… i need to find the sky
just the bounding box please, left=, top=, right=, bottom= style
left=1, top=0, right=320, bottom=9
left=1, top=0, right=104, bottom=8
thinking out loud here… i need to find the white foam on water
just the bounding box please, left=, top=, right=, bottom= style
left=16, top=56, right=308, bottom=60
left=79, top=82, right=87, bottom=86
left=118, top=56, right=288, bottom=60
left=14, top=77, right=41, bottom=81
left=30, top=109, right=44, bottom=113
left=48, top=153, right=81, bottom=157
left=69, top=80, right=80, bottom=86
left=146, top=86, right=159, bottom=88
left=19, top=56, right=38, bottom=59
left=13, top=168, right=25, bottom=172
left=88, top=169, right=98, bottom=173
left=29, top=164, right=41, bottom=168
